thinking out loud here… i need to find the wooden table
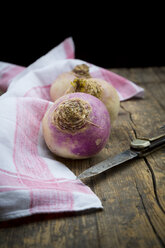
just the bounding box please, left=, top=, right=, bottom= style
left=0, top=67, right=165, bottom=248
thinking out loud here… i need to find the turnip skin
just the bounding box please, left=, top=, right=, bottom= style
left=42, top=93, right=110, bottom=159
left=50, top=72, right=75, bottom=102
left=90, top=78, right=120, bottom=125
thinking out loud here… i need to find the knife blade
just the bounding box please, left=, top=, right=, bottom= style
left=77, top=132, right=165, bottom=180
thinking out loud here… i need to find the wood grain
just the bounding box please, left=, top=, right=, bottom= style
left=0, top=67, right=165, bottom=248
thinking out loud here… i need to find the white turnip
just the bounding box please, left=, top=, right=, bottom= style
left=50, top=64, right=120, bottom=124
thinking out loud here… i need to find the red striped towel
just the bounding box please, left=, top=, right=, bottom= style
left=0, top=37, right=144, bottom=221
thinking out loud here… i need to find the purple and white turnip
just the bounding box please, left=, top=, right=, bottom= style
left=42, top=93, right=110, bottom=159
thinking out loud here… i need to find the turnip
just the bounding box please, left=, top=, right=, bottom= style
left=42, top=93, right=110, bottom=159
left=50, top=64, right=120, bottom=124
left=50, top=64, right=90, bottom=102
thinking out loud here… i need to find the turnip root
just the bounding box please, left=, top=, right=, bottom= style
left=50, top=64, right=120, bottom=124
left=42, top=93, right=110, bottom=159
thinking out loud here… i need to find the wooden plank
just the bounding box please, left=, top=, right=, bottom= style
left=117, top=67, right=165, bottom=247
left=0, top=67, right=165, bottom=248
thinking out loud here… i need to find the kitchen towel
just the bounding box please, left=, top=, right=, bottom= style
left=0, top=37, right=144, bottom=221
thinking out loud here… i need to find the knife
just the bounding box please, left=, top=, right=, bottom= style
left=77, top=132, right=165, bottom=180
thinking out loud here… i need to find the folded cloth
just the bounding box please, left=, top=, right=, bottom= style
left=0, top=37, right=144, bottom=221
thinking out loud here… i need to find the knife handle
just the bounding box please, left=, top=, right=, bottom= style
left=133, top=135, right=165, bottom=157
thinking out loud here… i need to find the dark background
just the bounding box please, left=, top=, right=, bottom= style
left=1, top=6, right=165, bottom=69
